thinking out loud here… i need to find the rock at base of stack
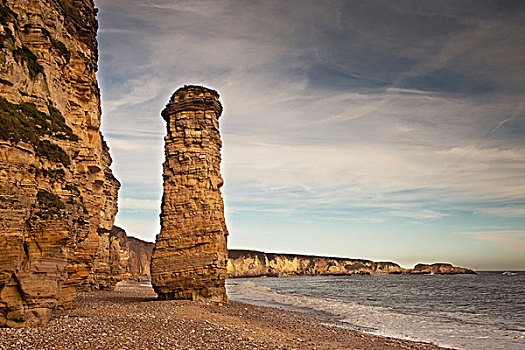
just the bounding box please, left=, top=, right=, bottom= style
left=151, top=86, right=228, bottom=302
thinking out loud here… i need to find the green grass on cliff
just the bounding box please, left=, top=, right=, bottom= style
left=175, top=85, right=220, bottom=99
left=0, top=97, right=77, bottom=165
left=40, top=27, right=70, bottom=62
left=35, top=167, right=65, bottom=180
left=13, top=45, right=45, bottom=79
left=35, top=140, right=70, bottom=166
left=36, top=189, right=65, bottom=218
left=0, top=2, right=17, bottom=50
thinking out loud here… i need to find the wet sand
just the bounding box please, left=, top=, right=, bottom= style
left=0, top=281, right=450, bottom=349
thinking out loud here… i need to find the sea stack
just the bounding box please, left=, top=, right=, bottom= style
left=151, top=86, right=228, bottom=302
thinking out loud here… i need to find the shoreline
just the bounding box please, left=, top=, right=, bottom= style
left=0, top=281, right=451, bottom=350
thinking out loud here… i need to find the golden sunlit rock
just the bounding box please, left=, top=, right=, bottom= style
left=151, top=85, right=228, bottom=302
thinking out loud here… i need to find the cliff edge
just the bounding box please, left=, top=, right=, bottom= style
left=0, top=0, right=119, bottom=327
left=227, top=250, right=476, bottom=277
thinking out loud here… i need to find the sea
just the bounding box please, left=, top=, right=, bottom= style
left=226, top=272, right=525, bottom=350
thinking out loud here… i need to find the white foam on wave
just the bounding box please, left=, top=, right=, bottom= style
left=227, top=281, right=525, bottom=350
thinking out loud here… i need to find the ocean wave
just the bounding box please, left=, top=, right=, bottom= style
left=227, top=280, right=525, bottom=350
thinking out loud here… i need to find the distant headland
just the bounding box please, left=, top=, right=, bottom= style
left=227, top=250, right=476, bottom=277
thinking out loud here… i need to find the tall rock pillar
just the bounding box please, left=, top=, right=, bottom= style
left=151, top=85, right=228, bottom=302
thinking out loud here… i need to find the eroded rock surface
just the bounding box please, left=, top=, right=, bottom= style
left=0, top=0, right=119, bottom=327
left=83, top=225, right=154, bottom=288
left=151, top=86, right=228, bottom=302
left=112, top=226, right=154, bottom=282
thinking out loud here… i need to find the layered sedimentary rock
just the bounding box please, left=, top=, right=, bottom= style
left=227, top=250, right=405, bottom=277
left=112, top=226, right=154, bottom=281
left=82, top=226, right=154, bottom=288
left=151, top=86, right=228, bottom=302
left=227, top=250, right=476, bottom=277
left=81, top=226, right=122, bottom=291
left=0, top=0, right=119, bottom=327
left=81, top=140, right=121, bottom=291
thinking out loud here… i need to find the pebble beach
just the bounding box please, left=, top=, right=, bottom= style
left=0, top=281, right=450, bottom=350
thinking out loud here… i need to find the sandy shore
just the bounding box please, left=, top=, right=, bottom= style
left=0, top=281, right=450, bottom=350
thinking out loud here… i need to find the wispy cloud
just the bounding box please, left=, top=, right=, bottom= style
left=119, top=197, right=161, bottom=210
left=476, top=207, right=525, bottom=218
left=458, top=230, right=525, bottom=252
left=388, top=210, right=447, bottom=220
left=95, top=0, right=525, bottom=267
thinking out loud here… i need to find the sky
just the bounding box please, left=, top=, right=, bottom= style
left=94, top=0, right=525, bottom=270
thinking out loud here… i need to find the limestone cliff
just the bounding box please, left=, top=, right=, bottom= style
left=151, top=85, right=229, bottom=302
left=227, top=250, right=476, bottom=277
left=83, top=226, right=154, bottom=288
left=227, top=250, right=406, bottom=277
left=112, top=226, right=154, bottom=281
left=0, top=0, right=119, bottom=327
left=82, top=226, right=154, bottom=286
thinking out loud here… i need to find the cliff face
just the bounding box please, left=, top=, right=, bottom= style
left=81, top=226, right=122, bottom=291
left=82, top=226, right=154, bottom=289
left=0, top=0, right=119, bottom=327
left=151, top=85, right=229, bottom=302
left=81, top=140, right=121, bottom=291
left=227, top=250, right=476, bottom=277
left=112, top=226, right=154, bottom=281
left=227, top=250, right=406, bottom=277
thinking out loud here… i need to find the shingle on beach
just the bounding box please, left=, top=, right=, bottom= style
left=0, top=281, right=450, bottom=350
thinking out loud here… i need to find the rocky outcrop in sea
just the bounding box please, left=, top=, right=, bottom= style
left=410, top=263, right=475, bottom=275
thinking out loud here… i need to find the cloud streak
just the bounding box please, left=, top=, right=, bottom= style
left=458, top=230, right=525, bottom=252
left=95, top=0, right=525, bottom=268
